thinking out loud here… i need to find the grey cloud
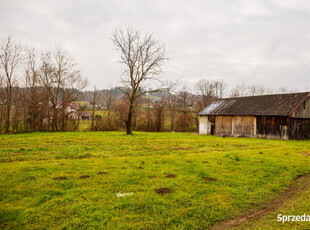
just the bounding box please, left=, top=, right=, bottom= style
left=0, top=0, right=309, bottom=91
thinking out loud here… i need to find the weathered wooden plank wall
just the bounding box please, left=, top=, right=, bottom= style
left=256, top=116, right=289, bottom=140
left=215, top=115, right=255, bottom=137
left=233, top=116, right=255, bottom=137
left=288, top=118, right=310, bottom=140
left=215, top=116, right=232, bottom=136
left=291, top=97, right=310, bottom=118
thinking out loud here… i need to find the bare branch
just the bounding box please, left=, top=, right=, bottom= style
left=112, top=26, right=168, bottom=134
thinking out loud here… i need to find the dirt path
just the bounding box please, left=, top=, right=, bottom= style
left=212, top=174, right=310, bottom=230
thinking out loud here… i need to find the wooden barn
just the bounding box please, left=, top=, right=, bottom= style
left=198, top=92, right=310, bottom=140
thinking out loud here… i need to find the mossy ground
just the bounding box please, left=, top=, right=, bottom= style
left=0, top=132, right=310, bottom=229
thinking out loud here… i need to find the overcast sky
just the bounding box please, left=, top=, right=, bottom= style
left=1, top=0, right=310, bottom=91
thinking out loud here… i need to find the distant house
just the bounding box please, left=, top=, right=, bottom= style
left=198, top=92, right=310, bottom=140
left=54, top=102, right=82, bottom=120
left=80, top=111, right=92, bottom=120
left=68, top=103, right=81, bottom=110
left=66, top=103, right=80, bottom=120
left=68, top=112, right=79, bottom=120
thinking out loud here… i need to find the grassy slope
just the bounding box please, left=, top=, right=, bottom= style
left=0, top=132, right=310, bottom=229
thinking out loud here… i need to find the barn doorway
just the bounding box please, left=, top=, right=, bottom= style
left=211, top=124, right=215, bottom=135
left=208, top=116, right=215, bottom=135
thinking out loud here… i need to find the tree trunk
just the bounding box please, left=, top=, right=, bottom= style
left=52, top=108, right=58, bottom=131
left=125, top=102, right=133, bottom=135
left=61, top=99, right=66, bottom=131
left=5, top=86, right=12, bottom=133
left=47, top=111, right=51, bottom=131
left=91, top=103, right=95, bottom=131
left=107, top=106, right=110, bottom=124
left=61, top=111, right=65, bottom=131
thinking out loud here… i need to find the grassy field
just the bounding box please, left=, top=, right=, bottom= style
left=237, top=174, right=310, bottom=230
left=0, top=132, right=310, bottom=229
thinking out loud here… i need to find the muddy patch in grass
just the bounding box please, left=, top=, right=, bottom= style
left=202, top=161, right=208, bottom=163
left=172, top=147, right=192, bottom=151
left=149, top=176, right=157, bottom=178
left=53, top=176, right=67, bottom=180
left=155, top=188, right=173, bottom=195
left=80, top=175, right=90, bottom=179
left=98, top=172, right=107, bottom=175
left=75, top=153, right=94, bottom=159
left=138, top=166, right=144, bottom=169
left=166, top=174, right=177, bottom=178
left=203, top=177, right=217, bottom=181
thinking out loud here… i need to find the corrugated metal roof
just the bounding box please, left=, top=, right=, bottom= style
left=198, top=92, right=310, bottom=116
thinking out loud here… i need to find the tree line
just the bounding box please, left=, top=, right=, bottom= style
left=0, top=37, right=87, bottom=133
left=0, top=28, right=303, bottom=134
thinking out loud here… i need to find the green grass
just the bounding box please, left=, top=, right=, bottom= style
left=0, top=132, right=310, bottom=229
left=237, top=176, right=310, bottom=230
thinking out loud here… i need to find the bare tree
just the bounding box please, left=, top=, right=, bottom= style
left=55, top=49, right=87, bottom=131
left=145, top=97, right=153, bottom=131
left=278, top=87, right=299, bottom=94
left=102, top=87, right=116, bottom=127
left=154, top=99, right=166, bottom=132
left=114, top=100, right=128, bottom=129
left=39, top=49, right=87, bottom=131
left=24, top=48, right=44, bottom=131
left=12, top=86, right=23, bottom=132
left=0, top=75, right=4, bottom=132
left=178, top=85, right=193, bottom=115
left=248, top=84, right=270, bottom=96
left=112, top=27, right=168, bottom=134
left=91, top=87, right=100, bottom=130
left=166, top=92, right=178, bottom=131
left=195, top=79, right=215, bottom=107
left=229, top=83, right=248, bottom=98
left=176, top=85, right=194, bottom=131
left=0, top=36, right=23, bottom=133
left=39, top=51, right=55, bottom=130
left=195, top=79, right=226, bottom=107
left=213, top=80, right=226, bottom=98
